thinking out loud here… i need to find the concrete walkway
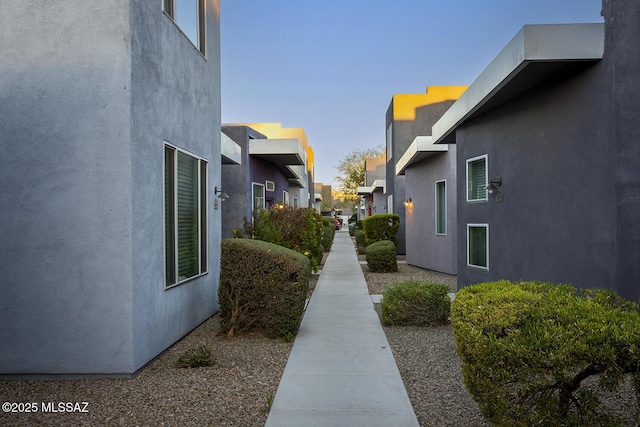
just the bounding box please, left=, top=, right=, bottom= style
left=265, top=231, right=419, bottom=427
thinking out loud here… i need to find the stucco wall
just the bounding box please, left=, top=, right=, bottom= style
left=604, top=0, right=640, bottom=301
left=0, top=1, right=134, bottom=374
left=129, top=0, right=222, bottom=371
left=456, top=63, right=619, bottom=293
left=0, top=0, right=223, bottom=375
left=386, top=99, right=459, bottom=254
left=405, top=148, right=457, bottom=275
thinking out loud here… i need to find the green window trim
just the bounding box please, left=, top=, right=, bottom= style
left=466, top=155, right=488, bottom=202
left=165, top=144, right=208, bottom=288
left=467, top=224, right=489, bottom=269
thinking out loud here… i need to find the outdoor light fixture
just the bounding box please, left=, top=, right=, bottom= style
left=485, top=177, right=502, bottom=194
left=214, top=186, right=230, bottom=201
left=403, top=198, right=412, bottom=206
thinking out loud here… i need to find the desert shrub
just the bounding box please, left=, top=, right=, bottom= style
left=381, top=281, right=450, bottom=326
left=354, top=229, right=366, bottom=254
left=362, top=214, right=400, bottom=247
left=451, top=280, right=640, bottom=426
left=175, top=343, right=214, bottom=368
left=219, top=239, right=310, bottom=339
left=251, top=206, right=324, bottom=271
left=322, top=222, right=335, bottom=252
left=365, top=240, right=397, bottom=272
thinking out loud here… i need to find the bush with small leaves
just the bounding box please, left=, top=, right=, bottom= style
left=365, top=240, right=397, bottom=272
left=451, top=281, right=640, bottom=426
left=219, top=239, right=310, bottom=339
left=175, top=343, right=215, bottom=368
left=321, top=217, right=335, bottom=252
left=362, top=214, right=400, bottom=247
left=381, top=281, right=451, bottom=326
left=355, top=229, right=366, bottom=254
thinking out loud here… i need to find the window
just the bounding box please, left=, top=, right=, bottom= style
left=467, top=155, right=488, bottom=202
left=387, top=194, right=393, bottom=214
left=293, top=197, right=299, bottom=208
left=252, top=183, right=265, bottom=212
left=164, top=0, right=205, bottom=54
left=386, top=123, right=393, bottom=161
left=467, top=224, right=489, bottom=269
left=283, top=191, right=289, bottom=206
left=265, top=180, right=275, bottom=192
left=164, top=145, right=208, bottom=287
left=435, top=180, right=446, bottom=235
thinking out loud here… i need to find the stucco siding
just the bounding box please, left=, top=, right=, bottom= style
left=405, top=148, right=457, bottom=275
left=0, top=1, right=134, bottom=373
left=456, top=63, right=619, bottom=293
left=129, top=0, right=222, bottom=371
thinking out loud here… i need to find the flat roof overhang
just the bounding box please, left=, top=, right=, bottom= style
left=249, top=138, right=305, bottom=179
left=287, top=165, right=306, bottom=188
left=433, top=23, right=604, bottom=144
left=357, top=179, right=385, bottom=195
left=395, top=136, right=448, bottom=176
left=221, top=132, right=241, bottom=165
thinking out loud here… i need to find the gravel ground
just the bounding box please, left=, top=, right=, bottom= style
left=3, top=244, right=637, bottom=426
left=0, top=313, right=294, bottom=427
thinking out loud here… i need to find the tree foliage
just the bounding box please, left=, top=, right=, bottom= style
left=334, top=145, right=384, bottom=195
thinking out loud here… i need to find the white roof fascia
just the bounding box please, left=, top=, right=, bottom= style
left=221, top=132, right=242, bottom=165
left=395, top=136, right=448, bottom=176
left=432, top=23, right=604, bottom=144
left=249, top=138, right=305, bottom=165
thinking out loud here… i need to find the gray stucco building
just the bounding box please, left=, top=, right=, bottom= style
left=221, top=124, right=308, bottom=239
left=385, top=87, right=467, bottom=254
left=433, top=0, right=640, bottom=301
left=1, top=0, right=222, bottom=375
left=396, top=137, right=458, bottom=275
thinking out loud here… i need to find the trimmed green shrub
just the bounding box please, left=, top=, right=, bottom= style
left=365, top=240, right=397, bottom=272
left=349, top=213, right=357, bottom=224
left=381, top=281, right=450, bottom=326
left=321, top=216, right=338, bottom=247
left=451, top=281, right=640, bottom=426
left=219, top=238, right=310, bottom=339
left=251, top=206, right=324, bottom=271
left=354, top=229, right=366, bottom=254
left=362, top=214, right=400, bottom=247
left=175, top=343, right=215, bottom=368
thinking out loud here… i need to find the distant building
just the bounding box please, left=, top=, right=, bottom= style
left=357, top=156, right=386, bottom=219
left=433, top=0, right=640, bottom=300
left=0, top=0, right=222, bottom=376
left=221, top=123, right=311, bottom=239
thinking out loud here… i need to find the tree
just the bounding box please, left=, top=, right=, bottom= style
left=334, top=145, right=385, bottom=195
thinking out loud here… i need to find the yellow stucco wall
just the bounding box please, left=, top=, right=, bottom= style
left=393, top=86, right=468, bottom=121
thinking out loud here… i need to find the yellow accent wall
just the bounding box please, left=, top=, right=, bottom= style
left=393, top=86, right=468, bottom=121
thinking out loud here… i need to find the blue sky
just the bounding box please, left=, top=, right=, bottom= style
left=220, top=0, right=603, bottom=187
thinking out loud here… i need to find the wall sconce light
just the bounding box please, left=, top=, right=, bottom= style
left=215, top=186, right=230, bottom=201
left=403, top=198, right=412, bottom=207
left=485, top=177, right=502, bottom=194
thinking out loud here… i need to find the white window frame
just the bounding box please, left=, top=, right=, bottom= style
left=164, top=143, right=208, bottom=289
left=386, top=123, right=393, bottom=161
left=283, top=190, right=289, bottom=206
left=163, top=0, right=206, bottom=55
left=435, top=179, right=447, bottom=235
left=467, top=224, right=489, bottom=270
left=293, top=197, right=299, bottom=208
left=265, top=180, right=275, bottom=192
left=387, top=194, right=393, bottom=214
left=466, top=154, right=488, bottom=202
left=252, top=182, right=265, bottom=212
